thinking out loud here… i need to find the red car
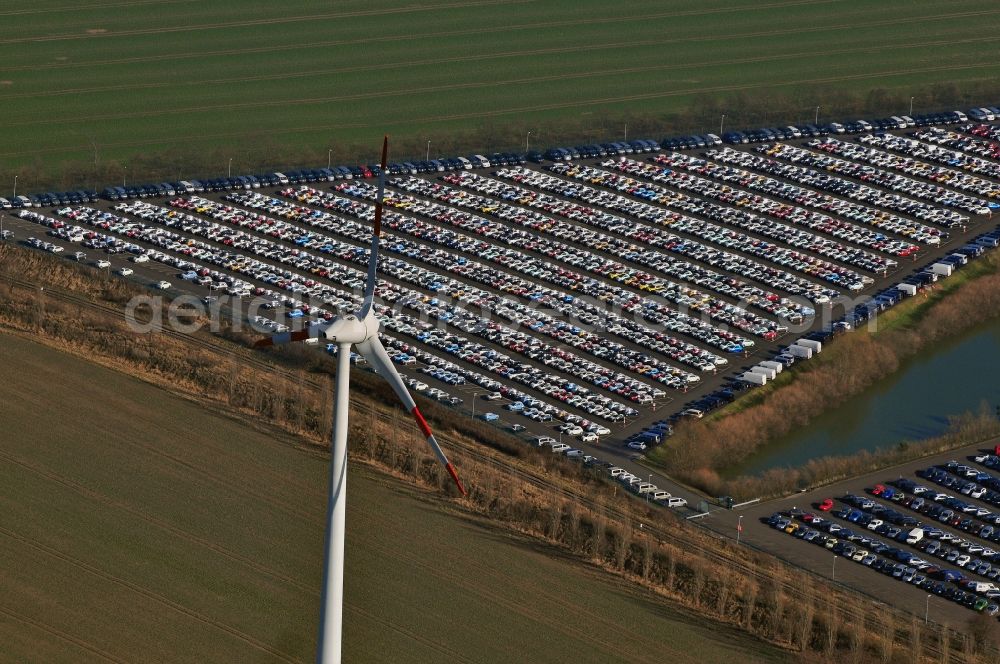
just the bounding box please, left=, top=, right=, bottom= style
left=870, top=484, right=886, bottom=496
left=817, top=498, right=834, bottom=512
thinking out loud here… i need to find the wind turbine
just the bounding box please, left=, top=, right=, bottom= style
left=254, top=135, right=467, bottom=664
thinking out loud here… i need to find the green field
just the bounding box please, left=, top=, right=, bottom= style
left=0, top=332, right=789, bottom=663
left=3, top=0, right=1000, bottom=188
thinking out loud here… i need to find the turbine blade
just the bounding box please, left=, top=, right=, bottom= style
left=358, top=336, right=466, bottom=496
left=358, top=135, right=390, bottom=318
left=253, top=328, right=313, bottom=348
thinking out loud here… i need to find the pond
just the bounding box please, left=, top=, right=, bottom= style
left=731, top=315, right=1000, bottom=476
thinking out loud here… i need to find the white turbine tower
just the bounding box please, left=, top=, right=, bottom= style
left=254, top=136, right=467, bottom=664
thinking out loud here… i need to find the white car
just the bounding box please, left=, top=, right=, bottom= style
left=96, top=259, right=111, bottom=269
left=156, top=280, right=171, bottom=290
left=627, top=441, right=647, bottom=451
left=132, top=254, right=149, bottom=263
left=665, top=497, right=687, bottom=508
left=579, top=432, right=598, bottom=443
left=118, top=267, right=133, bottom=276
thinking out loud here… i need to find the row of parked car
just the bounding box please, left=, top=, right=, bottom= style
left=401, top=172, right=811, bottom=325
left=653, top=151, right=946, bottom=251
left=5, top=105, right=998, bottom=214
left=594, top=157, right=908, bottom=270
left=561, top=158, right=885, bottom=283
left=316, top=180, right=748, bottom=368
left=927, top=125, right=1000, bottom=179
left=833, top=134, right=1000, bottom=202
left=381, top=172, right=777, bottom=343
left=164, top=193, right=646, bottom=421
left=43, top=200, right=624, bottom=430
left=213, top=189, right=672, bottom=408
left=708, top=146, right=965, bottom=230
left=767, top=509, right=1000, bottom=615
left=766, top=140, right=995, bottom=216
left=503, top=162, right=846, bottom=303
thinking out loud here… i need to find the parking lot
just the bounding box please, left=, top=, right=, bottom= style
left=2, top=113, right=1000, bottom=504
left=706, top=436, right=1000, bottom=626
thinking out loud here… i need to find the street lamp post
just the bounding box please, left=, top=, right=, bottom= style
left=471, top=391, right=478, bottom=419
left=925, top=594, right=931, bottom=624
left=832, top=555, right=836, bottom=581
left=123, top=165, right=127, bottom=188
left=328, top=149, right=333, bottom=170
left=737, top=515, right=743, bottom=545
left=13, top=175, right=17, bottom=198
left=526, top=131, right=532, bottom=152
left=624, top=123, right=628, bottom=142
left=910, top=96, right=915, bottom=117
left=815, top=106, right=820, bottom=124
left=228, top=158, right=233, bottom=179
left=426, top=140, right=430, bottom=161
left=720, top=114, right=726, bottom=135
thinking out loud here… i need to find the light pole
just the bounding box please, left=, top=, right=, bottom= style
left=925, top=594, right=931, bottom=624
left=471, top=391, right=478, bottom=419
left=737, top=515, right=743, bottom=544
left=720, top=114, right=726, bottom=135
left=624, top=123, right=628, bottom=142
left=328, top=149, right=333, bottom=170
left=525, top=131, right=531, bottom=152
left=123, top=164, right=127, bottom=187
left=228, top=158, right=233, bottom=179
left=832, top=554, right=836, bottom=581
left=909, top=96, right=915, bottom=117
left=426, top=140, right=430, bottom=161
left=13, top=175, right=17, bottom=198
left=646, top=474, right=651, bottom=503
left=815, top=106, right=820, bottom=124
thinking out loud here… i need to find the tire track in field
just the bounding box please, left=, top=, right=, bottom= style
left=0, top=0, right=199, bottom=18
left=0, top=605, right=127, bottom=663
left=366, top=515, right=699, bottom=664
left=0, top=0, right=537, bottom=45
left=348, top=504, right=692, bottom=664
left=115, top=433, right=326, bottom=524
left=344, top=603, right=478, bottom=664
left=7, top=31, right=1000, bottom=102
left=2, top=54, right=997, bottom=132
left=0, top=448, right=319, bottom=596
left=0, top=526, right=302, bottom=663
left=0, top=3, right=990, bottom=74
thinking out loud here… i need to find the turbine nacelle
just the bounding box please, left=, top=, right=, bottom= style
left=319, top=312, right=379, bottom=346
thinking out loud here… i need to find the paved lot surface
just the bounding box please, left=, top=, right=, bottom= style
left=2, top=129, right=998, bottom=515
left=699, top=435, right=1000, bottom=626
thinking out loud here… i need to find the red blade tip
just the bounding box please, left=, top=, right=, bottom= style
left=446, top=462, right=467, bottom=497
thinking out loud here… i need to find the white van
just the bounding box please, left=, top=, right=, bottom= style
left=550, top=443, right=571, bottom=453
left=652, top=491, right=672, bottom=502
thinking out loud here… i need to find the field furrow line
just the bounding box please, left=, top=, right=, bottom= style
left=0, top=525, right=302, bottom=663
left=0, top=605, right=128, bottom=663
left=0, top=448, right=319, bottom=596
